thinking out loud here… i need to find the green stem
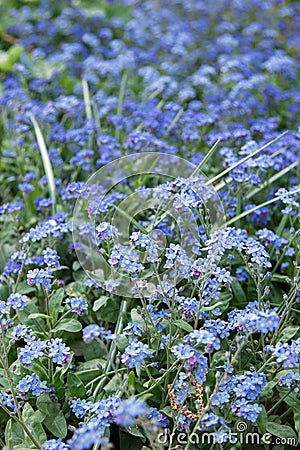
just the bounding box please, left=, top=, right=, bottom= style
left=136, top=361, right=178, bottom=399
left=93, top=298, right=129, bottom=399
left=267, top=390, right=292, bottom=416
left=0, top=338, right=40, bottom=449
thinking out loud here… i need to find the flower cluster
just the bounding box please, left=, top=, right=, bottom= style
left=265, top=338, right=300, bottom=368
left=19, top=337, right=71, bottom=367
left=121, top=340, right=154, bottom=368
left=0, top=0, right=299, bottom=447
left=17, top=373, right=51, bottom=397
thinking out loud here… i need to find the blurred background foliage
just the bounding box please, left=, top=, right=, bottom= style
left=0, top=0, right=131, bottom=72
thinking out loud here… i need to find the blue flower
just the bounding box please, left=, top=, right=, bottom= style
left=47, top=338, right=71, bottom=366
left=186, top=329, right=221, bottom=352
left=114, top=397, right=149, bottom=426
left=41, top=439, right=69, bottom=450
left=0, top=201, right=23, bottom=215
left=232, top=399, right=262, bottom=423
left=0, top=390, right=17, bottom=414
left=42, top=248, right=61, bottom=269
left=123, top=322, right=143, bottom=337
left=17, top=374, right=51, bottom=397
left=121, top=340, right=153, bottom=368
left=96, top=222, right=118, bottom=240
left=148, top=408, right=169, bottom=427
left=82, top=325, right=115, bottom=343
left=19, top=338, right=47, bottom=367
left=211, top=391, right=230, bottom=406
left=70, top=398, right=93, bottom=418
left=65, top=297, right=88, bottom=315
left=201, top=413, right=226, bottom=429
left=6, top=293, right=28, bottom=310
left=265, top=338, right=300, bottom=368
left=27, top=268, right=53, bottom=290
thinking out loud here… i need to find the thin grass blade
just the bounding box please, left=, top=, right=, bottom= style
left=31, top=116, right=56, bottom=215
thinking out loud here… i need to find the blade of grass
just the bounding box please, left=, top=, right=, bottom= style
left=30, top=116, right=56, bottom=215
left=247, top=161, right=298, bottom=200
left=192, top=139, right=221, bottom=176
left=163, top=108, right=184, bottom=136
left=148, top=85, right=164, bottom=99
left=206, top=131, right=289, bottom=186
left=82, top=78, right=92, bottom=120
left=136, top=99, right=165, bottom=131
left=225, top=186, right=300, bottom=226
left=115, top=72, right=127, bottom=140
left=214, top=159, right=298, bottom=194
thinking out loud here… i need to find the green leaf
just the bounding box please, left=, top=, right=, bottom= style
left=15, top=282, right=36, bottom=295
left=120, top=429, right=144, bottom=449
left=28, top=313, right=51, bottom=320
left=22, top=403, right=47, bottom=446
left=203, top=294, right=231, bottom=312
left=279, top=326, right=299, bottom=342
left=115, top=335, right=129, bottom=351
left=231, top=277, right=247, bottom=305
left=49, top=289, right=64, bottom=322
left=161, top=406, right=173, bottom=417
left=294, top=412, right=300, bottom=441
left=66, top=281, right=87, bottom=297
left=266, top=422, right=298, bottom=443
left=278, top=389, right=300, bottom=411
left=104, top=374, right=122, bottom=395
left=0, top=45, right=23, bottom=72
left=76, top=359, right=103, bottom=382
left=131, top=308, right=145, bottom=326
left=5, top=420, right=24, bottom=450
left=29, top=360, right=50, bottom=381
left=54, top=318, right=82, bottom=333
left=98, top=296, right=121, bottom=322
left=173, top=320, right=193, bottom=333
left=67, top=372, right=86, bottom=397
left=257, top=405, right=268, bottom=434
left=37, top=393, right=67, bottom=438
left=261, top=370, right=292, bottom=396
left=272, top=274, right=292, bottom=284
left=0, top=368, right=10, bottom=389
left=72, top=261, right=82, bottom=271
left=93, top=296, right=109, bottom=312
left=128, top=370, right=136, bottom=394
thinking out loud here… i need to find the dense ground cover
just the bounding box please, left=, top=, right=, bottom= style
left=0, top=0, right=299, bottom=449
